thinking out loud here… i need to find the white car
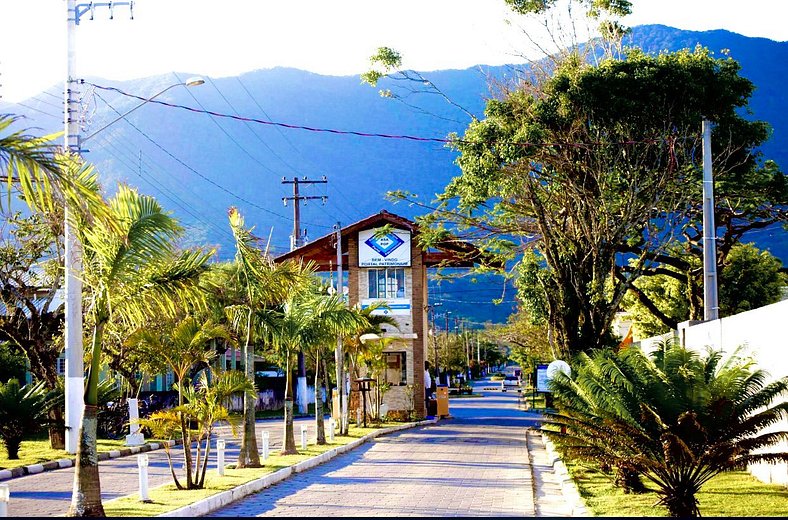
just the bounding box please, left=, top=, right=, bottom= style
left=501, top=376, right=520, bottom=392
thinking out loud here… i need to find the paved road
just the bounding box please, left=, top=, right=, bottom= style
left=209, top=380, right=553, bottom=517
left=4, top=415, right=318, bottom=517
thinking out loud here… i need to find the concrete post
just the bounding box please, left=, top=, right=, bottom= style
left=216, top=439, right=225, bottom=476
left=328, top=418, right=335, bottom=442
left=0, top=483, right=8, bottom=517
left=261, top=430, right=269, bottom=460
left=300, top=425, right=308, bottom=450
left=137, top=454, right=150, bottom=502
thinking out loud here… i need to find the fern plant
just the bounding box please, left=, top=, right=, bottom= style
left=545, top=344, right=788, bottom=517
left=0, top=379, right=49, bottom=459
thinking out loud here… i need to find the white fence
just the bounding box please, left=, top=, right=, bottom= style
left=637, top=299, right=788, bottom=485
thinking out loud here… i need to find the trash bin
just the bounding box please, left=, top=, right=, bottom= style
left=435, top=385, right=449, bottom=417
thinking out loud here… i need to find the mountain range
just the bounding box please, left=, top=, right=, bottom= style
left=2, top=24, right=786, bottom=326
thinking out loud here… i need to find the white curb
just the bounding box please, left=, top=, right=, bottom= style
left=541, top=434, right=590, bottom=517
left=56, top=458, right=73, bottom=469
left=25, top=464, right=44, bottom=474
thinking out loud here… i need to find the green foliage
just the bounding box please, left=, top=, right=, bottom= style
left=624, top=244, right=785, bottom=335
left=0, top=207, right=64, bottom=387
left=0, top=379, right=49, bottom=459
left=416, top=46, right=777, bottom=356
left=545, top=344, right=788, bottom=517
left=719, top=243, right=786, bottom=315
left=0, top=342, right=27, bottom=384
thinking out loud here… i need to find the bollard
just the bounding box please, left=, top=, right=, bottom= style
left=300, top=424, right=308, bottom=449
left=261, top=430, right=270, bottom=460
left=216, top=439, right=226, bottom=476
left=137, top=454, right=151, bottom=503
left=356, top=408, right=361, bottom=427
left=328, top=418, right=335, bottom=442
left=0, top=483, right=9, bottom=517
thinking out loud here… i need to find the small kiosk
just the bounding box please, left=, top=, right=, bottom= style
left=275, top=210, right=477, bottom=419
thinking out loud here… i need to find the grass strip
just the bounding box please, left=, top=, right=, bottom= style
left=102, top=422, right=408, bottom=517
left=0, top=435, right=168, bottom=470
left=566, top=460, right=788, bottom=517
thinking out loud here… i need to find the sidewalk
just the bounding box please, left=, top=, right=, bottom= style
left=3, top=415, right=314, bottom=517
left=3, top=381, right=586, bottom=517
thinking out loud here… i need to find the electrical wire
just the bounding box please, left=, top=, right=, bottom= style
left=92, top=91, right=332, bottom=229
left=86, top=81, right=687, bottom=149
left=14, top=102, right=61, bottom=121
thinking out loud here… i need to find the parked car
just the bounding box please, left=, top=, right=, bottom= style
left=501, top=376, right=520, bottom=392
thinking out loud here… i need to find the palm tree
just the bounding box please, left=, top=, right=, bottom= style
left=545, top=344, right=788, bottom=517
left=67, top=186, right=213, bottom=517
left=270, top=287, right=368, bottom=453
left=133, top=315, right=231, bottom=489
left=303, top=291, right=369, bottom=444
left=226, top=207, right=311, bottom=467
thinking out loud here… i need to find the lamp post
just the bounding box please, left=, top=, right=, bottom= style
left=62, top=70, right=204, bottom=454
left=355, top=377, right=374, bottom=428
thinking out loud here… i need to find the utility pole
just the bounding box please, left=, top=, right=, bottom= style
left=702, top=120, right=719, bottom=321
left=282, top=176, right=327, bottom=250
left=333, top=222, right=348, bottom=434
left=63, top=0, right=133, bottom=455
left=282, top=176, right=327, bottom=414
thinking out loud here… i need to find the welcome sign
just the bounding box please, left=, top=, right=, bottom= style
left=358, top=228, right=411, bottom=267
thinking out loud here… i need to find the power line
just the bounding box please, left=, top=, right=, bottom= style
left=171, top=72, right=283, bottom=179
left=86, top=81, right=692, bottom=149
left=234, top=75, right=359, bottom=223
left=92, top=91, right=333, bottom=229
left=14, top=102, right=61, bottom=120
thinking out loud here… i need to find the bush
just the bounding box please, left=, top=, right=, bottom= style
left=0, top=379, right=49, bottom=459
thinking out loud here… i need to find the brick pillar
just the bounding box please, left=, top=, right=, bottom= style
left=411, top=247, right=426, bottom=419
left=348, top=234, right=359, bottom=308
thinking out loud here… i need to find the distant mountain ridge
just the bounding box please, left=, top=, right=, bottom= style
left=3, top=24, right=786, bottom=325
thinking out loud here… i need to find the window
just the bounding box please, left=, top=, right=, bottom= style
left=368, top=268, right=406, bottom=299
left=57, top=357, right=66, bottom=376
left=384, top=352, right=407, bottom=386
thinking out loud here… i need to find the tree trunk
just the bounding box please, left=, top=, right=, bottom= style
left=4, top=437, right=21, bottom=459
left=69, top=316, right=106, bottom=517
left=315, top=350, right=325, bottom=445
left=663, top=485, right=700, bottom=518
left=282, top=355, right=297, bottom=454
left=48, top=406, right=66, bottom=450
left=67, top=404, right=104, bottom=517
left=614, top=463, right=646, bottom=494
left=237, top=332, right=260, bottom=468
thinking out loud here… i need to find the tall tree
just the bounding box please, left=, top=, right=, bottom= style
left=68, top=185, right=212, bottom=517
left=0, top=208, right=66, bottom=448
left=226, top=207, right=309, bottom=467
left=410, top=46, right=771, bottom=356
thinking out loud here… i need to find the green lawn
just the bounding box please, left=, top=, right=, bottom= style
left=0, top=433, right=168, bottom=470
left=103, top=422, right=408, bottom=517
left=448, top=393, right=483, bottom=399
left=567, top=461, right=788, bottom=517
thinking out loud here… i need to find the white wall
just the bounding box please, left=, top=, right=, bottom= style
left=640, top=299, right=788, bottom=485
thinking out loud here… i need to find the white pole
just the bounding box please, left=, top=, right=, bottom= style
left=328, top=418, right=335, bottom=442
left=702, top=119, right=719, bottom=321
left=334, top=222, right=348, bottom=435
left=0, top=483, right=8, bottom=517
left=300, top=425, right=308, bottom=450
left=216, top=439, right=225, bottom=476
left=137, top=454, right=150, bottom=502
left=261, top=430, right=269, bottom=460
left=64, top=0, right=85, bottom=456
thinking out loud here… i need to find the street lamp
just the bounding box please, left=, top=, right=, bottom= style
left=62, top=77, right=204, bottom=454
left=81, top=77, right=205, bottom=144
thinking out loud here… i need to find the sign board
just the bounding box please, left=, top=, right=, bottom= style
left=535, top=363, right=550, bottom=393
left=358, top=228, right=411, bottom=267
left=361, top=298, right=411, bottom=316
